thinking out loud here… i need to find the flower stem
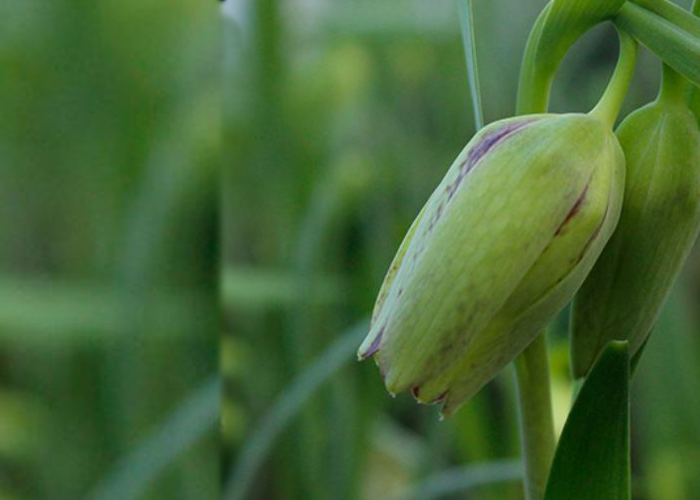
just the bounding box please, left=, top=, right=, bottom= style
left=515, top=4, right=552, bottom=115
left=658, top=63, right=687, bottom=104
left=589, top=29, right=638, bottom=127
left=514, top=332, right=556, bottom=500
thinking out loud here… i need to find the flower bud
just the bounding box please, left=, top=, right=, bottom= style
left=571, top=75, right=700, bottom=378
left=358, top=112, right=625, bottom=414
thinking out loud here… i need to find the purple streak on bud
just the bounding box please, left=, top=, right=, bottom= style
left=359, top=324, right=385, bottom=359
left=555, top=184, right=589, bottom=236
left=575, top=198, right=610, bottom=263
left=447, top=119, right=538, bottom=201
left=427, top=118, right=540, bottom=232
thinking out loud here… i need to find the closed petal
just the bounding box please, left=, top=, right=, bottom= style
left=377, top=114, right=606, bottom=394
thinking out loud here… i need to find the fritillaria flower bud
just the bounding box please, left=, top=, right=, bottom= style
left=358, top=112, right=625, bottom=414
left=571, top=67, right=700, bottom=378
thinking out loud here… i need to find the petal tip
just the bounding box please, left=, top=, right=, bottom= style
left=357, top=324, right=385, bottom=360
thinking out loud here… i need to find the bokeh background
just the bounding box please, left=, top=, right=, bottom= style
left=2, top=0, right=698, bottom=499
left=225, top=0, right=700, bottom=499
left=1, top=0, right=219, bottom=498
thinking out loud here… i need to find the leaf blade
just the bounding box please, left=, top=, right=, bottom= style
left=544, top=341, right=630, bottom=500
left=458, top=0, right=484, bottom=131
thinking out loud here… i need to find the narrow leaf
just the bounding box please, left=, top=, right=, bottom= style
left=88, top=377, right=220, bottom=500
left=458, top=0, right=484, bottom=131
left=392, top=460, right=523, bottom=500
left=544, top=342, right=630, bottom=500
left=223, top=321, right=368, bottom=500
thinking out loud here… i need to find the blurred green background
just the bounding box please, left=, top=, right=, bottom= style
left=1, top=0, right=219, bottom=499
left=225, top=0, right=700, bottom=499
left=2, top=0, right=699, bottom=499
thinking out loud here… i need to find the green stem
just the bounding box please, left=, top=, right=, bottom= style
left=615, top=2, right=700, bottom=89
left=589, top=29, right=638, bottom=127
left=690, top=0, right=700, bottom=118
left=658, top=63, right=687, bottom=104
left=630, top=0, right=700, bottom=37
left=516, top=4, right=553, bottom=115
left=514, top=333, right=556, bottom=500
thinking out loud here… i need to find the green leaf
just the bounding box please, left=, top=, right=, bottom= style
left=458, top=0, right=484, bottom=131
left=391, top=460, right=523, bottom=500
left=615, top=3, right=700, bottom=89
left=223, top=321, right=368, bottom=500
left=544, top=342, right=630, bottom=500
left=517, top=0, right=626, bottom=113
left=88, top=377, right=219, bottom=500
left=0, top=276, right=212, bottom=345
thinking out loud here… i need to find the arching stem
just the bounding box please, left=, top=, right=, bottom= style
left=590, top=29, right=638, bottom=127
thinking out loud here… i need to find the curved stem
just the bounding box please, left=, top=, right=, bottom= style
left=590, top=29, right=638, bottom=127
left=514, top=333, right=556, bottom=500
left=516, top=4, right=554, bottom=115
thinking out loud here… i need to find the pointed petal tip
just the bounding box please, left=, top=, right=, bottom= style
left=384, top=363, right=432, bottom=398
left=412, top=385, right=448, bottom=406
left=357, top=324, right=385, bottom=360
left=439, top=395, right=467, bottom=418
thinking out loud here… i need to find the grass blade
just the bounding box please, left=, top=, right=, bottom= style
left=392, top=460, right=523, bottom=500
left=88, top=377, right=220, bottom=500
left=223, top=321, right=368, bottom=500
left=458, top=0, right=484, bottom=131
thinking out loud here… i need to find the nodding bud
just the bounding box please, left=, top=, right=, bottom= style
left=358, top=112, right=625, bottom=415
left=571, top=80, right=700, bottom=379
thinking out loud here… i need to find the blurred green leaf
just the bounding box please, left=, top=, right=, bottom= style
left=223, top=321, right=367, bottom=500
left=222, top=267, right=346, bottom=310
left=87, top=376, right=219, bottom=500
left=544, top=342, right=630, bottom=500
left=635, top=284, right=700, bottom=498
left=392, top=460, right=522, bottom=500
left=0, top=276, right=211, bottom=345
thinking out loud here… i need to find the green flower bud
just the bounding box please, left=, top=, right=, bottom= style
left=358, top=112, right=625, bottom=414
left=571, top=69, right=700, bottom=378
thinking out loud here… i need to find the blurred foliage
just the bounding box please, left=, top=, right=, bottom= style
left=0, top=0, right=219, bottom=498
left=225, top=0, right=700, bottom=499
